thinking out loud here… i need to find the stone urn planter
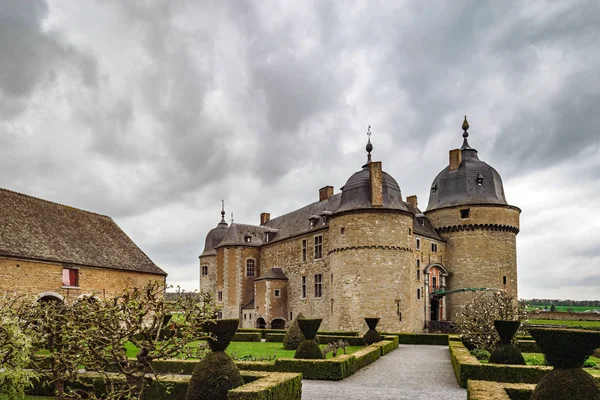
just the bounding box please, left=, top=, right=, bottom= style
left=363, top=317, right=382, bottom=345
left=294, top=318, right=323, bottom=359
left=186, top=319, right=244, bottom=400
left=488, top=320, right=525, bottom=365
left=529, top=327, right=600, bottom=400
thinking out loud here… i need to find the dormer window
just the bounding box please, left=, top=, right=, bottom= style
left=321, top=216, right=327, bottom=225
left=244, top=234, right=252, bottom=243
left=308, top=215, right=320, bottom=228
left=310, top=220, right=315, bottom=228
left=265, top=232, right=271, bottom=242
left=476, top=172, right=484, bottom=186
left=431, top=184, right=437, bottom=194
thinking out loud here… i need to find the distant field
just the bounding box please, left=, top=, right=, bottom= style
left=526, top=304, right=600, bottom=312
left=525, top=319, right=600, bottom=328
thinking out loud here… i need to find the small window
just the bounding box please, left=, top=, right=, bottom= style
left=265, top=233, right=271, bottom=242
left=217, top=311, right=223, bottom=319
left=408, top=228, right=412, bottom=236
left=314, top=235, right=323, bottom=260
left=217, top=291, right=223, bottom=302
left=314, top=274, right=323, bottom=298
left=416, top=259, right=420, bottom=268
left=244, top=314, right=247, bottom=320
left=460, top=209, right=470, bottom=219
left=432, top=276, right=437, bottom=291
left=301, top=239, right=307, bottom=262
left=431, top=243, right=438, bottom=252
left=310, top=220, right=315, bottom=228
left=416, top=238, right=421, bottom=250
left=244, top=234, right=252, bottom=243
left=290, top=312, right=293, bottom=320
left=62, top=268, right=79, bottom=287
left=340, top=227, right=345, bottom=235
left=246, top=259, right=256, bottom=277
left=201, top=265, right=208, bottom=276
left=321, top=216, right=327, bottom=225
left=301, top=276, right=307, bottom=299
left=249, top=314, right=252, bottom=320
left=503, top=276, right=507, bottom=285
left=417, top=288, right=421, bottom=300
left=274, top=289, right=281, bottom=298
left=416, top=269, right=420, bottom=280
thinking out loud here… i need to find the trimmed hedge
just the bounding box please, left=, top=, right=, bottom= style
left=232, top=332, right=262, bottom=342
left=317, top=335, right=363, bottom=346
left=353, top=345, right=381, bottom=371
left=449, top=340, right=551, bottom=388
left=515, top=339, right=540, bottom=353
left=382, top=332, right=449, bottom=345
left=25, top=370, right=302, bottom=399
left=276, top=355, right=356, bottom=380
left=316, top=331, right=359, bottom=337
left=467, top=380, right=535, bottom=400
left=266, top=333, right=286, bottom=342
left=238, top=328, right=286, bottom=338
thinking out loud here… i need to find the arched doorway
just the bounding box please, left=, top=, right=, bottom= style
left=256, top=317, right=266, bottom=329
left=430, top=298, right=439, bottom=321
left=37, top=292, right=64, bottom=303
left=270, top=318, right=286, bottom=329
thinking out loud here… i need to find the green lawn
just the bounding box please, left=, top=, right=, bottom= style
left=525, top=319, right=600, bottom=328
left=526, top=305, right=600, bottom=312
left=124, top=340, right=362, bottom=361
left=522, top=353, right=600, bottom=367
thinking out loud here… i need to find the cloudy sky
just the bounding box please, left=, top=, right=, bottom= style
left=1, top=0, right=599, bottom=300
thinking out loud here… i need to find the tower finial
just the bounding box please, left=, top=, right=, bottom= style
left=231, top=212, right=234, bottom=225
left=460, top=115, right=472, bottom=150
left=364, top=125, right=373, bottom=167
left=220, top=199, right=226, bottom=222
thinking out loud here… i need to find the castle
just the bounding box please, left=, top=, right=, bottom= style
left=199, top=118, right=520, bottom=332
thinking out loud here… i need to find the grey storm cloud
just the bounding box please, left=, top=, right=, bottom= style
left=0, top=0, right=599, bottom=298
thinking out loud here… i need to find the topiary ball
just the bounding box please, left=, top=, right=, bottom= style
left=294, top=339, right=324, bottom=359
left=531, top=368, right=600, bottom=400
left=489, top=344, right=525, bottom=365
left=297, top=319, right=322, bottom=341
left=185, top=351, right=244, bottom=400
left=283, top=313, right=305, bottom=350
left=203, top=319, right=239, bottom=352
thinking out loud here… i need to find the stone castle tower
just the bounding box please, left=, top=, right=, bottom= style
left=198, top=117, right=520, bottom=332
left=425, top=117, right=520, bottom=318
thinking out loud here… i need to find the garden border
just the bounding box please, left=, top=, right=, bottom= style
left=467, top=380, right=535, bottom=400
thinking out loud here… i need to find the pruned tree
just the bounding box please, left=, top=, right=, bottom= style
left=453, top=290, right=526, bottom=352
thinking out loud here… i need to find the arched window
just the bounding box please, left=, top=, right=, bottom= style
left=246, top=259, right=256, bottom=277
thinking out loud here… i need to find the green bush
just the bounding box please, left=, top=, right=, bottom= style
left=276, top=355, right=355, bottom=380
left=353, top=345, right=381, bottom=370
left=363, top=318, right=382, bottom=345
left=316, top=331, right=359, bottom=337
left=232, top=333, right=261, bottom=342
left=186, top=351, right=244, bottom=400
left=531, top=368, right=600, bottom=400
left=282, top=313, right=305, bottom=350
left=489, top=344, right=526, bottom=365
left=294, top=339, right=323, bottom=359
left=470, top=348, right=491, bottom=361
left=238, top=328, right=287, bottom=339
left=467, top=380, right=535, bottom=400
left=297, top=319, right=321, bottom=340
left=584, top=359, right=597, bottom=368
left=528, top=327, right=600, bottom=368
left=317, top=335, right=363, bottom=346
left=266, top=333, right=285, bottom=342
left=515, top=340, right=540, bottom=353
left=204, top=319, right=240, bottom=352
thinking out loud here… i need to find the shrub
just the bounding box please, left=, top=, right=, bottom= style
left=470, top=348, right=491, bottom=361
left=531, top=368, right=600, bottom=400
left=583, top=359, right=597, bottom=368
left=204, top=319, right=240, bottom=352
left=528, top=327, right=600, bottom=368
left=232, top=332, right=261, bottom=342
left=294, top=340, right=323, bottom=359
left=282, top=313, right=305, bottom=350
left=297, top=319, right=321, bottom=340
left=489, top=344, right=526, bottom=365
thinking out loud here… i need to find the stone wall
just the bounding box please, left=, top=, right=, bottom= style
left=199, top=254, right=217, bottom=294
left=0, top=256, right=165, bottom=302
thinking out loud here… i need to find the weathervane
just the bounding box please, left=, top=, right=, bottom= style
left=231, top=212, right=234, bottom=224
left=364, top=124, right=373, bottom=166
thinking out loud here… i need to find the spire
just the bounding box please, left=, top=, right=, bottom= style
left=220, top=200, right=226, bottom=222
left=230, top=212, right=234, bottom=225
left=460, top=115, right=473, bottom=150
left=363, top=125, right=373, bottom=168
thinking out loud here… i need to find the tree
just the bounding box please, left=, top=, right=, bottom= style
left=550, top=304, right=556, bottom=312
left=454, top=290, right=526, bottom=352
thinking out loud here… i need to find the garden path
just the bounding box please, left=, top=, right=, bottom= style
left=301, top=344, right=466, bottom=400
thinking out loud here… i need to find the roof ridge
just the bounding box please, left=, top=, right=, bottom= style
left=267, top=192, right=342, bottom=224
left=0, top=188, right=111, bottom=219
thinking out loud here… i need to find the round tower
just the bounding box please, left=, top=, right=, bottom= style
left=425, top=117, right=520, bottom=320
left=329, top=132, right=421, bottom=333
left=199, top=201, right=229, bottom=294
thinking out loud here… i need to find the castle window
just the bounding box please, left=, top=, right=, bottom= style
left=416, top=269, right=420, bottom=280
left=201, top=265, right=208, bottom=276
left=321, top=216, right=327, bottom=225
left=416, top=238, right=421, bottom=250
left=314, top=274, right=323, bottom=298
left=340, top=227, right=345, bottom=235
left=274, top=289, right=281, bottom=298
left=301, top=239, right=307, bottom=262
left=416, top=259, right=420, bottom=268
left=431, top=243, right=438, bottom=252
left=217, top=291, right=223, bottom=302
left=409, top=228, right=412, bottom=236
left=244, top=234, right=252, bottom=243
left=460, top=208, right=470, bottom=219
left=244, top=314, right=247, bottom=320
left=503, top=276, right=507, bottom=285
left=265, top=233, right=271, bottom=242
left=417, top=288, right=421, bottom=300
left=62, top=268, right=79, bottom=287
left=217, top=311, right=223, bottom=319
left=310, top=219, right=315, bottom=228
left=314, top=235, right=323, bottom=260
left=301, top=276, right=307, bottom=299
left=246, top=259, right=256, bottom=277
left=432, top=276, right=437, bottom=291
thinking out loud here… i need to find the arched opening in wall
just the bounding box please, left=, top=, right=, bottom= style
left=430, top=298, right=439, bottom=321
left=270, top=318, right=286, bottom=329
left=256, top=317, right=266, bottom=329
left=36, top=292, right=64, bottom=303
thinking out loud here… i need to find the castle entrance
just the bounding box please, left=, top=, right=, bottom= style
left=430, top=298, right=439, bottom=321
left=256, top=317, right=266, bottom=329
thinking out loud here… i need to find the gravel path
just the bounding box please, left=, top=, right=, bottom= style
left=301, top=345, right=467, bottom=400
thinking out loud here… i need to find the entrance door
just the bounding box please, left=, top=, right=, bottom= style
left=430, top=298, right=439, bottom=321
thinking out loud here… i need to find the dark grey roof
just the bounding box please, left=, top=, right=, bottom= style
left=255, top=267, right=288, bottom=281
left=262, top=194, right=342, bottom=242
left=336, top=165, right=409, bottom=213
left=426, top=147, right=507, bottom=211
left=215, top=223, right=268, bottom=248
left=0, top=188, right=166, bottom=275
left=404, top=202, right=444, bottom=241
left=200, top=217, right=229, bottom=256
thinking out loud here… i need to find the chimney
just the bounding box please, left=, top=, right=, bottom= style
left=369, top=161, right=383, bottom=207
left=407, top=195, right=418, bottom=209
left=319, top=186, right=334, bottom=202
left=260, top=212, right=270, bottom=225
left=449, top=149, right=462, bottom=171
